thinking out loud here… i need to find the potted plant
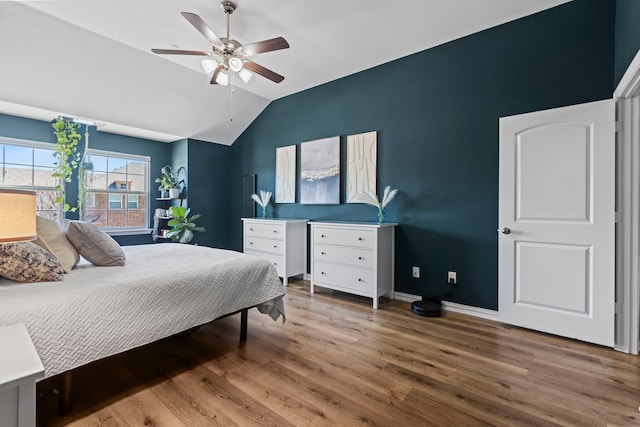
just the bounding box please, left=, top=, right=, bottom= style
left=166, top=205, right=205, bottom=244
left=51, top=117, right=82, bottom=213
left=155, top=165, right=185, bottom=198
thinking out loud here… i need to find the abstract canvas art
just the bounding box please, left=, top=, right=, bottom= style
left=346, top=131, right=377, bottom=203
left=275, top=145, right=296, bottom=203
left=300, top=136, right=340, bottom=204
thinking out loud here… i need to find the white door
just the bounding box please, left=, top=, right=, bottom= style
left=498, top=99, right=615, bottom=346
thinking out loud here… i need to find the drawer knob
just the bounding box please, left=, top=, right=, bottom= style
left=358, top=256, right=363, bottom=260
left=321, top=272, right=326, bottom=275
left=273, top=230, right=278, bottom=233
left=321, top=234, right=327, bottom=238
left=321, top=251, right=326, bottom=255
left=273, top=245, right=278, bottom=248
left=249, top=242, right=254, bottom=245
left=249, top=228, right=254, bottom=231
left=358, top=237, right=363, bottom=241
left=273, top=262, right=278, bottom=266
left=358, top=278, right=363, bottom=282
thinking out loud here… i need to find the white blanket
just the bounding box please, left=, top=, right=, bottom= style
left=0, top=244, right=285, bottom=378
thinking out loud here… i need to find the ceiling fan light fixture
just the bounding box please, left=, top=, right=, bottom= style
left=216, top=68, right=229, bottom=86
left=239, top=68, right=253, bottom=83
left=201, top=59, right=217, bottom=74
left=228, top=56, right=243, bottom=72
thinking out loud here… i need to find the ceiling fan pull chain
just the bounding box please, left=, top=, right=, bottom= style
left=229, top=71, right=235, bottom=122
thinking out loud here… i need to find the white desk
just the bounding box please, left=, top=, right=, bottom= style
left=0, top=324, right=45, bottom=427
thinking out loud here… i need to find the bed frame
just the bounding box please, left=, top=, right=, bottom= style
left=57, top=307, right=250, bottom=414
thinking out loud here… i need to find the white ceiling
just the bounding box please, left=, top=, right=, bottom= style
left=0, top=0, right=570, bottom=145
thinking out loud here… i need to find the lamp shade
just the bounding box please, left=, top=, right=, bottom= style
left=0, top=189, right=37, bottom=243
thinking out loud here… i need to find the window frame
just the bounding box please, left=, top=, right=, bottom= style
left=84, top=147, right=150, bottom=233
left=0, top=136, right=62, bottom=220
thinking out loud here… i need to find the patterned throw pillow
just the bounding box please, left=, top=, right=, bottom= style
left=0, top=242, right=64, bottom=283
left=66, top=221, right=126, bottom=266
left=33, top=215, right=80, bottom=273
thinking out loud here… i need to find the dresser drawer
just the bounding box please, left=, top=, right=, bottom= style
left=245, top=250, right=285, bottom=277
left=244, top=222, right=285, bottom=240
left=314, top=244, right=374, bottom=269
left=244, top=236, right=285, bottom=255
left=313, top=227, right=374, bottom=249
left=313, top=261, right=374, bottom=293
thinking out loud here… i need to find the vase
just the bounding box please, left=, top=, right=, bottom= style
left=261, top=207, right=267, bottom=218
left=169, top=188, right=180, bottom=199
left=377, top=208, right=385, bottom=224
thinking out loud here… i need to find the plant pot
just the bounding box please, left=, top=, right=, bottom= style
left=169, top=188, right=180, bottom=199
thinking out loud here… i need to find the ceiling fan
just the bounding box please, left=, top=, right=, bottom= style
left=151, top=1, right=289, bottom=85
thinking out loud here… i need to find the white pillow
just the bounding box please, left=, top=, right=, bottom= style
left=33, top=216, right=79, bottom=273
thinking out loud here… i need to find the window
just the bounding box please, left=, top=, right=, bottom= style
left=108, top=194, right=123, bottom=209
left=0, top=137, right=61, bottom=220
left=84, top=149, right=149, bottom=230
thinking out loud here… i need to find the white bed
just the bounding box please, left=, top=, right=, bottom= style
left=0, top=243, right=285, bottom=379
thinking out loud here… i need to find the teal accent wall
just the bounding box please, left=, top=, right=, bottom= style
left=185, top=139, right=231, bottom=248
left=229, top=0, right=615, bottom=310
left=0, top=112, right=172, bottom=246
left=615, top=0, right=640, bottom=85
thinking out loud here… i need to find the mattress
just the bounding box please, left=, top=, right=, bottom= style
left=0, top=243, right=285, bottom=378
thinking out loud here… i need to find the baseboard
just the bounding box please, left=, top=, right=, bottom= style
left=393, top=291, right=499, bottom=321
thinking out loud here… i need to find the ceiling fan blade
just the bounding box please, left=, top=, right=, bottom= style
left=151, top=48, right=211, bottom=56
left=210, top=68, right=220, bottom=85
left=181, top=12, right=223, bottom=47
left=242, top=37, right=289, bottom=56
left=244, top=61, right=285, bottom=83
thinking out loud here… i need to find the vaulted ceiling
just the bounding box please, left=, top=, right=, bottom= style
left=0, top=0, right=570, bottom=145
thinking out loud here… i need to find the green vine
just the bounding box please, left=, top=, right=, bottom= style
left=51, top=117, right=82, bottom=212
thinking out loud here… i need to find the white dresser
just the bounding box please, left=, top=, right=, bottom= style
left=0, top=324, right=44, bottom=427
left=242, top=218, right=308, bottom=286
left=310, top=221, right=397, bottom=308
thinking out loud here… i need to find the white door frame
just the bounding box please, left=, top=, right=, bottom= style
left=614, top=49, right=640, bottom=354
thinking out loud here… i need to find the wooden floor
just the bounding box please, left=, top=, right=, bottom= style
left=38, top=280, right=640, bottom=426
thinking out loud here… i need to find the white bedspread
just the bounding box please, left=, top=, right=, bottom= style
left=0, top=244, right=285, bottom=378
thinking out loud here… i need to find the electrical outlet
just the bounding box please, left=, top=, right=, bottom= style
left=412, top=267, right=420, bottom=278
left=448, top=271, right=457, bottom=285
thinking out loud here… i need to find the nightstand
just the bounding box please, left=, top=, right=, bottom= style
left=0, top=324, right=44, bottom=427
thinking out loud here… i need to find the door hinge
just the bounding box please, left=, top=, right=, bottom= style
left=615, top=121, right=623, bottom=133
left=615, top=212, right=623, bottom=223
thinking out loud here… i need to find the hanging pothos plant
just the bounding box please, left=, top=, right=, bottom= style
left=51, top=117, right=82, bottom=212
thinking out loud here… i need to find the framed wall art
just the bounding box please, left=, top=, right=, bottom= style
left=346, top=131, right=377, bottom=203
left=241, top=174, right=256, bottom=218
left=300, top=136, right=340, bottom=204
left=275, top=145, right=296, bottom=203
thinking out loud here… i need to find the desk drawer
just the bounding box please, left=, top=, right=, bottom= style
left=313, top=261, right=374, bottom=293
left=314, top=244, right=374, bottom=269
left=313, top=227, right=374, bottom=249
left=244, top=236, right=284, bottom=255
left=244, top=222, right=285, bottom=240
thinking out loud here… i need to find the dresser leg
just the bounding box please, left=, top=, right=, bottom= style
left=283, top=276, right=288, bottom=287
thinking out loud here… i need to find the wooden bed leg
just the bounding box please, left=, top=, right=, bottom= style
left=58, top=371, right=72, bottom=414
left=240, top=309, right=248, bottom=341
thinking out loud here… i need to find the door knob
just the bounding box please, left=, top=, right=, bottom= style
left=498, top=227, right=511, bottom=235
